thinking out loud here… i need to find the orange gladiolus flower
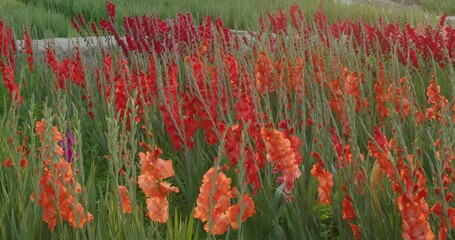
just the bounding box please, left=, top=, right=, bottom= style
left=194, top=167, right=235, bottom=229
left=226, top=194, right=256, bottom=230
left=36, top=119, right=46, bottom=142
left=146, top=196, right=169, bottom=224
left=425, top=76, right=448, bottom=121
left=118, top=186, right=132, bottom=214
left=33, top=119, right=93, bottom=230
left=397, top=195, right=434, bottom=240
left=373, top=62, right=391, bottom=121
left=254, top=51, right=275, bottom=94
left=261, top=127, right=301, bottom=194
left=310, top=152, right=334, bottom=205
left=138, top=142, right=178, bottom=223
left=368, top=127, right=395, bottom=182
left=194, top=166, right=255, bottom=235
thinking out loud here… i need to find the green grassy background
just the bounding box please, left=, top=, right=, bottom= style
left=0, top=0, right=447, bottom=39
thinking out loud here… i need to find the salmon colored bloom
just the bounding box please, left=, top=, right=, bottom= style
left=310, top=152, right=334, bottom=204
left=225, top=194, right=256, bottom=230
left=194, top=165, right=255, bottom=235
left=37, top=158, right=93, bottom=230
left=146, top=196, right=169, bottom=224
left=36, top=119, right=46, bottom=142
left=118, top=186, right=132, bottom=214
left=138, top=142, right=178, bottom=223
left=194, top=166, right=235, bottom=232
left=261, top=126, right=302, bottom=194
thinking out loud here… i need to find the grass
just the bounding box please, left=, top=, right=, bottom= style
left=0, top=0, right=441, bottom=39
left=418, top=0, right=455, bottom=16
left=0, top=0, right=75, bottom=38
left=1, top=1, right=455, bottom=239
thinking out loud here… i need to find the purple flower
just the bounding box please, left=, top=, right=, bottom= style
left=61, top=130, right=77, bottom=162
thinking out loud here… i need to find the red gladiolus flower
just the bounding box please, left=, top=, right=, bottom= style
left=289, top=5, right=304, bottom=31
left=342, top=194, right=356, bottom=221
left=24, top=27, right=34, bottom=72
left=4, top=157, right=13, bottom=168
left=267, top=8, right=288, bottom=34
left=20, top=157, right=28, bottom=168
left=0, top=61, right=23, bottom=103
left=349, top=223, right=361, bottom=240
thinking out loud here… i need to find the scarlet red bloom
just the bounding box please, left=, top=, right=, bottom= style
left=0, top=61, right=23, bottom=103
left=349, top=223, right=361, bottom=240
left=20, top=157, right=28, bottom=168
left=4, top=157, right=13, bottom=168
left=24, top=27, right=34, bottom=72
left=342, top=194, right=356, bottom=221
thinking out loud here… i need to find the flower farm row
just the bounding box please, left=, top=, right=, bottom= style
left=0, top=1, right=454, bottom=239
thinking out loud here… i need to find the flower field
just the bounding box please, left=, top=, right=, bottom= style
left=0, top=1, right=454, bottom=239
